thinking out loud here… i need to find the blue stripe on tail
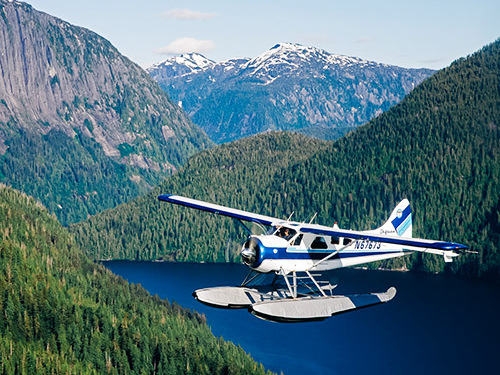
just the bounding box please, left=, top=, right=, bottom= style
left=391, top=205, right=411, bottom=236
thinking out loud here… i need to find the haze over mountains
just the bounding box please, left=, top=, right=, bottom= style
left=0, top=0, right=212, bottom=224
left=0, top=0, right=436, bottom=226
left=2, top=1, right=497, bottom=373
left=148, top=43, right=435, bottom=143
left=76, top=40, right=500, bottom=279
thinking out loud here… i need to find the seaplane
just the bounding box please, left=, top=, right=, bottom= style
left=158, top=194, right=468, bottom=322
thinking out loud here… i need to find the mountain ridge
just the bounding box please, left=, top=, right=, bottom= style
left=148, top=42, right=435, bottom=143
left=0, top=0, right=212, bottom=224
left=75, top=40, right=499, bottom=279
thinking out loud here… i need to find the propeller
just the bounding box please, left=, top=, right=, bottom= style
left=241, top=238, right=260, bottom=266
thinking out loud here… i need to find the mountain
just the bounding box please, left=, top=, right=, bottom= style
left=148, top=43, right=435, bottom=143
left=73, top=40, right=499, bottom=278
left=0, top=0, right=212, bottom=225
left=71, top=132, right=328, bottom=262
left=0, top=184, right=271, bottom=374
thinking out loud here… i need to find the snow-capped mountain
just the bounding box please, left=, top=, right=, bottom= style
left=241, top=43, right=372, bottom=82
left=148, top=43, right=435, bottom=143
left=148, top=53, right=216, bottom=79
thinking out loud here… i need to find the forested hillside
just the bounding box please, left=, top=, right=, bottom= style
left=0, top=0, right=211, bottom=225
left=73, top=40, right=499, bottom=278
left=0, top=185, right=271, bottom=374
left=278, top=40, right=500, bottom=277
left=71, top=133, right=329, bottom=262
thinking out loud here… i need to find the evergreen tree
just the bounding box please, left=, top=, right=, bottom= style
left=0, top=185, right=273, bottom=374
left=72, top=40, right=500, bottom=279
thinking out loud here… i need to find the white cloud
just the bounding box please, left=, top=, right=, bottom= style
left=355, top=37, right=374, bottom=44
left=161, top=8, right=216, bottom=20
left=157, top=37, right=216, bottom=55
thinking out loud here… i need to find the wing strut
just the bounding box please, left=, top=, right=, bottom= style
left=241, top=269, right=261, bottom=287
left=305, top=270, right=326, bottom=297
left=236, top=219, right=251, bottom=235
left=280, top=268, right=296, bottom=298
left=279, top=268, right=335, bottom=299
left=307, top=242, right=352, bottom=272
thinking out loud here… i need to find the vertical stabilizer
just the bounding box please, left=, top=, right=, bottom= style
left=376, top=199, right=412, bottom=238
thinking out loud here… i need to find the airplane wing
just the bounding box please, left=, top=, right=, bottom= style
left=300, top=224, right=468, bottom=260
left=159, top=194, right=468, bottom=259
left=158, top=194, right=278, bottom=226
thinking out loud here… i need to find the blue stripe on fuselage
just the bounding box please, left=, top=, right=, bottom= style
left=260, top=245, right=402, bottom=262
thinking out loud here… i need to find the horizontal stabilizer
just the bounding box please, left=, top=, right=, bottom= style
left=250, top=287, right=397, bottom=322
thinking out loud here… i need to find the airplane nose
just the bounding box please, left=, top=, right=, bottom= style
left=241, top=238, right=260, bottom=267
left=241, top=248, right=256, bottom=265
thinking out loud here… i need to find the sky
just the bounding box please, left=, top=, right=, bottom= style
left=26, top=0, right=499, bottom=70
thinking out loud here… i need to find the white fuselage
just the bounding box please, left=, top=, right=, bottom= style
left=243, top=230, right=410, bottom=274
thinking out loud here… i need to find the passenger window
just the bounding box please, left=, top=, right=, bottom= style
left=311, top=236, right=328, bottom=249
left=331, top=236, right=340, bottom=245
left=343, top=238, right=352, bottom=246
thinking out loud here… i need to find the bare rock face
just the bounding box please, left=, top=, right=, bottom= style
left=0, top=0, right=210, bottom=164
left=0, top=0, right=212, bottom=224
left=149, top=43, right=435, bottom=143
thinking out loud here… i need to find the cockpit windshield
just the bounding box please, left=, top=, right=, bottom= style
left=267, top=225, right=297, bottom=241
left=265, top=226, right=277, bottom=235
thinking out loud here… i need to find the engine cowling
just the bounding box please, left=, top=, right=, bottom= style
left=241, top=238, right=261, bottom=267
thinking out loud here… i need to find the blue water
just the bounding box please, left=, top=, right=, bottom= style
left=104, top=261, right=500, bottom=375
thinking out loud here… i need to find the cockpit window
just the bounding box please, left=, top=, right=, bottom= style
left=266, top=226, right=278, bottom=235
left=272, top=226, right=297, bottom=241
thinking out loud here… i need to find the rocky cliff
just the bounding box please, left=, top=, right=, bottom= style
left=0, top=0, right=212, bottom=224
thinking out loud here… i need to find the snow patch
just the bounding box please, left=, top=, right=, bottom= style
left=149, top=53, right=215, bottom=74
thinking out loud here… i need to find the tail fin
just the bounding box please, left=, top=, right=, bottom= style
left=377, top=199, right=412, bottom=238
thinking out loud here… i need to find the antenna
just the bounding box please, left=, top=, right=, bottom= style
left=308, top=212, right=317, bottom=224
left=286, top=211, right=294, bottom=221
